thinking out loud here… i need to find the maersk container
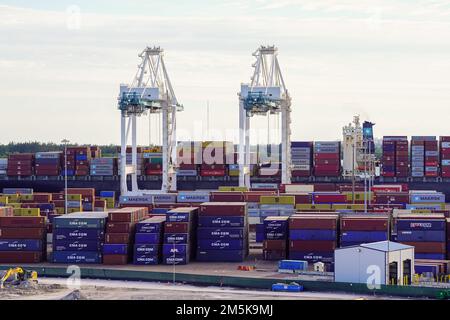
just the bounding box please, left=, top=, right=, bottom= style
left=397, top=219, right=445, bottom=231
left=405, top=204, right=444, bottom=211
left=164, top=233, right=189, bottom=244
left=133, top=254, right=159, bottom=265
left=135, top=233, right=161, bottom=244
left=410, top=193, right=445, bottom=203
left=2, top=188, right=33, bottom=195
left=153, top=193, right=177, bottom=203
left=52, top=251, right=102, bottom=264
left=196, top=249, right=245, bottom=262
left=163, top=244, right=189, bottom=255
left=197, top=227, right=244, bottom=240
left=397, top=230, right=445, bottom=242
left=0, top=239, right=43, bottom=251
left=177, top=192, right=210, bottom=203
left=119, top=195, right=153, bottom=205
left=289, top=229, right=336, bottom=241
left=198, top=216, right=245, bottom=228
left=340, top=231, right=387, bottom=242
left=197, top=239, right=244, bottom=250
left=102, top=244, right=128, bottom=255
left=54, top=240, right=103, bottom=251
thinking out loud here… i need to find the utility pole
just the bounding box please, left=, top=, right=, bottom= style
left=61, top=139, right=70, bottom=214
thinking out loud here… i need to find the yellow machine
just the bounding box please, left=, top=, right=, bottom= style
left=0, top=267, right=38, bottom=288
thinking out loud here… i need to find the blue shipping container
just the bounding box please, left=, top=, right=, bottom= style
left=397, top=220, right=445, bottom=231
left=0, top=240, right=43, bottom=251
left=134, top=244, right=160, bottom=255
left=53, top=240, right=103, bottom=251
left=52, top=251, right=102, bottom=264
left=196, top=250, right=245, bottom=262
left=166, top=212, right=191, bottom=222
left=397, top=230, right=445, bottom=242
left=197, top=239, right=244, bottom=250
left=163, top=244, right=189, bottom=255
left=135, top=233, right=161, bottom=244
left=103, top=244, right=128, bottom=255
left=53, top=228, right=105, bottom=241
left=164, top=233, right=189, bottom=244
left=340, top=231, right=387, bottom=243
left=415, top=253, right=446, bottom=260
left=152, top=208, right=169, bottom=214
left=278, top=260, right=308, bottom=271
left=100, top=191, right=115, bottom=198
left=264, top=231, right=287, bottom=240
left=289, top=229, right=336, bottom=241
left=288, top=251, right=334, bottom=263
left=198, top=216, right=245, bottom=228
left=133, top=254, right=159, bottom=265
left=197, top=228, right=244, bottom=240
left=162, top=255, right=188, bottom=265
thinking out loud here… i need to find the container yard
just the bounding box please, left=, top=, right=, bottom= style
left=4, top=2, right=450, bottom=307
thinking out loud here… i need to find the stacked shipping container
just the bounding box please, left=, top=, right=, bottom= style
left=313, top=142, right=341, bottom=177
left=440, top=136, right=450, bottom=178
left=35, top=152, right=61, bottom=176
left=262, top=216, right=289, bottom=260
left=291, top=142, right=313, bottom=177
left=163, top=207, right=198, bottom=265
left=65, top=147, right=91, bottom=176
left=289, top=214, right=338, bottom=270
left=7, top=153, right=34, bottom=177
left=340, top=215, right=389, bottom=247
left=197, top=202, right=248, bottom=262
left=133, top=216, right=165, bottom=265
left=52, top=212, right=108, bottom=264
left=90, top=158, right=117, bottom=176
left=381, top=136, right=409, bottom=177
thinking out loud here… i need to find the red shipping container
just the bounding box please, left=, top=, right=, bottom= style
left=200, top=170, right=226, bottom=176
left=0, top=216, right=45, bottom=228
left=106, top=222, right=135, bottom=234
left=289, top=240, right=336, bottom=251
left=145, top=170, right=162, bottom=175
left=314, top=171, right=340, bottom=177
left=283, top=193, right=311, bottom=204
left=400, top=242, right=445, bottom=254
left=263, top=250, right=287, bottom=260
left=314, top=153, right=339, bottom=160
left=291, top=170, right=311, bottom=177
left=8, top=154, right=34, bottom=160
left=314, top=165, right=340, bottom=171
left=103, top=254, right=129, bottom=265
left=0, top=228, right=45, bottom=239
left=263, top=240, right=287, bottom=250
left=341, top=217, right=388, bottom=231
left=164, top=222, right=189, bottom=233
left=199, top=202, right=246, bottom=216
left=289, top=215, right=338, bottom=230
left=105, top=233, right=132, bottom=244
left=243, top=191, right=277, bottom=202
left=0, top=252, right=43, bottom=263
left=313, top=194, right=346, bottom=203
left=210, top=192, right=245, bottom=202
left=201, top=164, right=226, bottom=170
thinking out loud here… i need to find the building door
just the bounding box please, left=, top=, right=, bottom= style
left=389, top=261, right=398, bottom=285
left=403, top=259, right=412, bottom=285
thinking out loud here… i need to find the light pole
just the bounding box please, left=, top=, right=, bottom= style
left=61, top=139, right=70, bottom=214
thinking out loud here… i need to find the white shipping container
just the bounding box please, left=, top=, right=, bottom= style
left=285, top=184, right=314, bottom=193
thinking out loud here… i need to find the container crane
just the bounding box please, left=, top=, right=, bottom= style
left=118, top=46, right=183, bottom=196
left=238, top=45, right=292, bottom=188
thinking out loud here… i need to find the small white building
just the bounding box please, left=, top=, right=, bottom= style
left=334, top=241, right=414, bottom=286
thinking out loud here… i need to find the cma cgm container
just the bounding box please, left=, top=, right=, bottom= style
left=197, top=202, right=248, bottom=262
left=262, top=216, right=289, bottom=260
left=340, top=215, right=389, bottom=247
left=440, top=136, right=450, bottom=178
left=397, top=214, right=446, bottom=260
left=313, top=142, right=341, bottom=177
left=52, top=212, right=108, bottom=264
left=0, top=216, right=46, bottom=263
left=288, top=214, right=338, bottom=271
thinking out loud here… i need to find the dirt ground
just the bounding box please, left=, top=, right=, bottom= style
left=0, top=278, right=403, bottom=300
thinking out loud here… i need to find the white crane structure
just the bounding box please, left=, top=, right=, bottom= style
left=118, top=46, right=183, bottom=196
left=238, top=45, right=292, bottom=188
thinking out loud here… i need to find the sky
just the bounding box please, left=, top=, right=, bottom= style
left=1, top=0, right=450, bottom=145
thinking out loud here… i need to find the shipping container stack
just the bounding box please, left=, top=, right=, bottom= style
left=103, top=207, right=148, bottom=265
left=143, top=147, right=163, bottom=176
left=99, top=191, right=115, bottom=209
left=162, top=207, right=198, bottom=265
left=262, top=216, right=289, bottom=260
left=0, top=215, right=47, bottom=263
left=133, top=216, right=166, bottom=265
left=288, top=214, right=338, bottom=271
left=381, top=136, right=409, bottom=177
left=313, top=141, right=341, bottom=177
left=407, top=191, right=445, bottom=211
left=196, top=202, right=249, bottom=262
left=34, top=152, right=61, bottom=176
left=397, top=214, right=446, bottom=260
left=425, top=138, right=439, bottom=178
left=65, top=147, right=91, bottom=176
left=340, top=215, right=390, bottom=247
left=177, top=141, right=200, bottom=177
left=440, top=136, right=450, bottom=178
left=52, top=212, right=108, bottom=264
left=7, top=153, right=34, bottom=177
left=291, top=142, right=313, bottom=177
left=200, top=141, right=231, bottom=177
left=67, top=188, right=95, bottom=212
left=0, top=158, right=7, bottom=176
left=410, top=137, right=426, bottom=178
left=90, top=157, right=117, bottom=176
